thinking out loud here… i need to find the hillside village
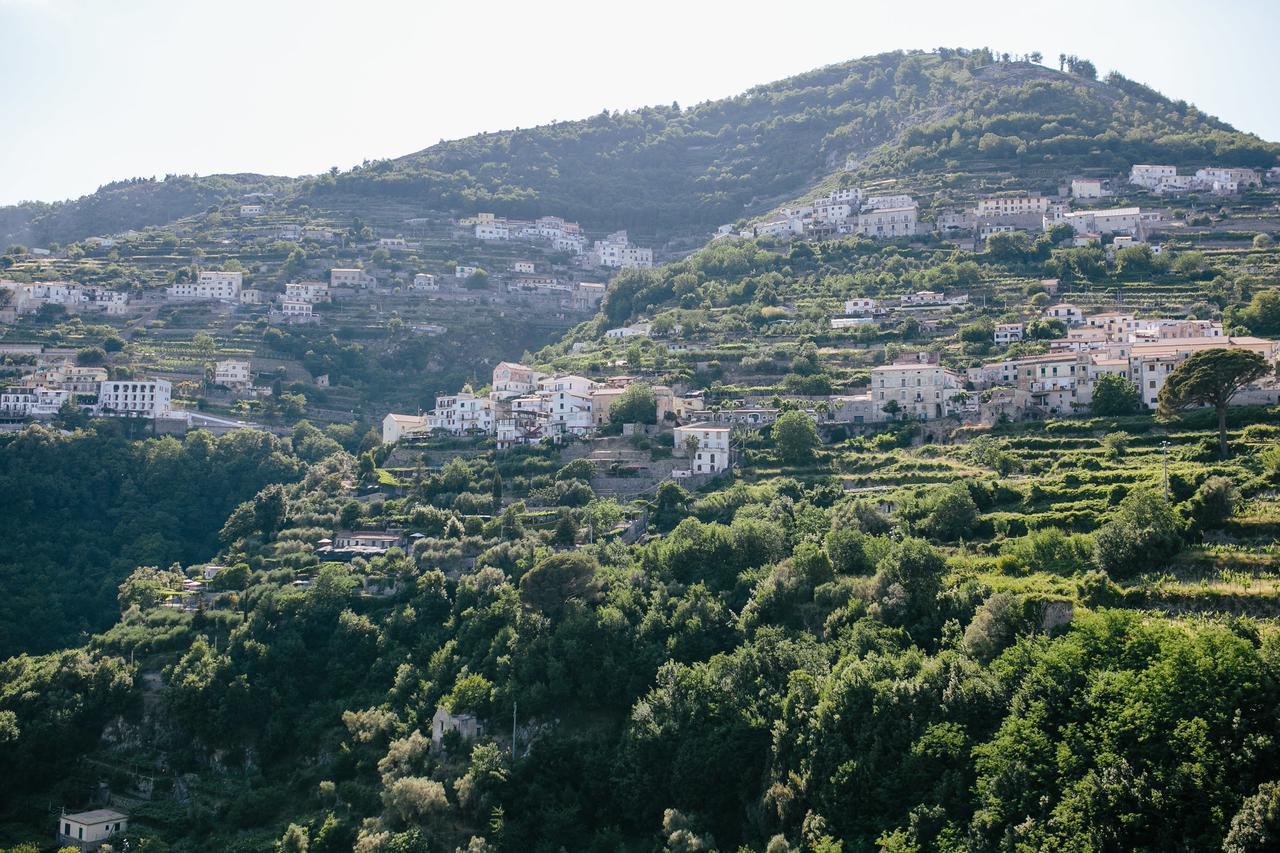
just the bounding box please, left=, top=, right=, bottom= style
left=6, top=45, right=1280, bottom=853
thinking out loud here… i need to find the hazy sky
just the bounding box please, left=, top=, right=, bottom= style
left=2, top=0, right=1277, bottom=206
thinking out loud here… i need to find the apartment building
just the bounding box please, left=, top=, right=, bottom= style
left=98, top=379, right=172, bottom=418
left=428, top=391, right=494, bottom=435
left=167, top=270, right=242, bottom=301
left=214, top=359, right=251, bottom=390
left=1129, top=336, right=1279, bottom=409
left=285, top=281, right=330, bottom=303
left=673, top=423, right=732, bottom=474
left=869, top=355, right=959, bottom=420
left=591, top=231, right=654, bottom=268
left=1129, top=165, right=1177, bottom=189
left=857, top=205, right=917, bottom=239
left=975, top=194, right=1053, bottom=217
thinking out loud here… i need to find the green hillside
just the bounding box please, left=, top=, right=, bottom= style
left=2, top=47, right=1280, bottom=853
left=6, top=49, right=1276, bottom=251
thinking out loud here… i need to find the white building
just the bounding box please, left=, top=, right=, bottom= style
left=281, top=299, right=314, bottom=320
left=285, top=281, right=330, bottom=303
left=409, top=273, right=438, bottom=292
left=975, top=194, right=1053, bottom=217
left=857, top=205, right=917, bottom=239
left=330, top=268, right=376, bottom=289
left=491, top=361, right=546, bottom=400
left=673, top=423, right=732, bottom=474
left=476, top=221, right=510, bottom=241
left=58, top=809, right=128, bottom=848
left=1060, top=207, right=1143, bottom=237
left=590, top=231, right=653, bottom=268
left=1194, top=167, right=1261, bottom=191
left=1044, top=303, right=1085, bottom=326
left=428, top=391, right=494, bottom=435
left=1070, top=178, right=1103, bottom=200
left=604, top=323, right=651, bottom=340
left=869, top=356, right=959, bottom=420
left=539, top=374, right=596, bottom=435
left=214, top=359, right=251, bottom=390
left=1129, top=165, right=1177, bottom=189
left=378, top=237, right=409, bottom=251
left=98, top=379, right=171, bottom=418
left=382, top=413, right=429, bottom=443
left=994, top=322, right=1024, bottom=344
left=863, top=194, right=915, bottom=210
left=240, top=203, right=265, bottom=217
left=0, top=385, right=71, bottom=417
left=240, top=288, right=263, bottom=305
left=167, top=270, right=242, bottom=301
left=455, top=265, right=479, bottom=279
left=1130, top=336, right=1278, bottom=409
left=843, top=297, right=882, bottom=316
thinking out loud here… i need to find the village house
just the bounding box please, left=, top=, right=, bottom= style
left=857, top=204, right=917, bottom=239
left=58, top=808, right=128, bottom=849
left=491, top=362, right=546, bottom=400
left=281, top=299, right=314, bottom=321
left=591, top=231, right=653, bottom=269
left=455, top=265, right=479, bottom=279
left=432, top=706, right=483, bottom=746
left=1059, top=207, right=1144, bottom=237
left=673, top=422, right=732, bottom=474
left=570, top=281, right=606, bottom=310
left=843, top=297, right=883, bottom=316
left=326, top=530, right=408, bottom=556
left=1069, top=178, right=1103, bottom=199
left=863, top=194, right=916, bottom=210
left=1129, top=164, right=1177, bottom=189
left=410, top=273, right=439, bottom=292
left=378, top=237, right=410, bottom=251
left=1044, top=303, right=1085, bottom=326
left=285, top=281, right=330, bottom=303
left=427, top=392, right=494, bottom=435
left=591, top=383, right=675, bottom=426
left=511, top=261, right=536, bottom=274
left=167, top=270, right=242, bottom=301
left=604, top=323, right=652, bottom=339
left=539, top=374, right=596, bottom=435
left=994, top=322, right=1024, bottom=344
left=869, top=353, right=962, bottom=420
left=330, top=268, right=376, bottom=289
left=382, top=413, right=429, bottom=443
left=213, top=359, right=251, bottom=391
left=240, top=288, right=262, bottom=305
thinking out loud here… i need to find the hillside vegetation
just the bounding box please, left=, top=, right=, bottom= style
left=5, top=49, right=1277, bottom=250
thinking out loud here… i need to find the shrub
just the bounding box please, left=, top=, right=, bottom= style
left=1093, top=488, right=1183, bottom=579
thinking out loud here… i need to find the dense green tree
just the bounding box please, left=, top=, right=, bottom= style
left=1090, top=372, right=1142, bottom=416
left=1093, top=488, right=1183, bottom=579
left=772, top=412, right=819, bottom=464
left=1158, top=348, right=1272, bottom=457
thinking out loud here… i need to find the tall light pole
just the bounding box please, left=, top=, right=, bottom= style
left=1161, top=440, right=1170, bottom=499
